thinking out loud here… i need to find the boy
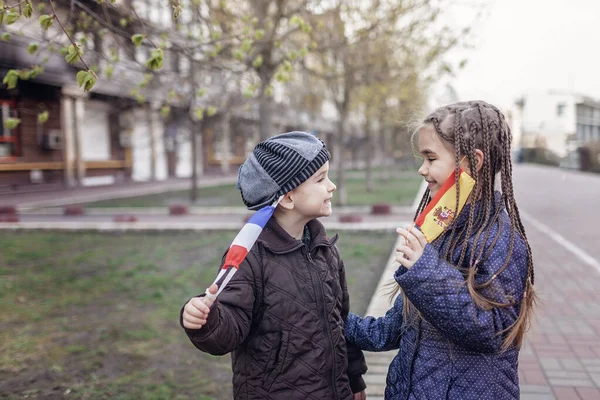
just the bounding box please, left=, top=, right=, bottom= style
left=180, top=131, right=367, bottom=400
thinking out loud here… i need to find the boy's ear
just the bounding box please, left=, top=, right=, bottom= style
left=278, top=192, right=294, bottom=210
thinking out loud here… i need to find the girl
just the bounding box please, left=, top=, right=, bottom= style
left=344, top=100, right=536, bottom=399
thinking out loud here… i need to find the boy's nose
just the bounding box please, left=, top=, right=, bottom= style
left=329, top=180, right=337, bottom=192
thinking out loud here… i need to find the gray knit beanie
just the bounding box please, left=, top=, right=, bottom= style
left=237, top=131, right=331, bottom=210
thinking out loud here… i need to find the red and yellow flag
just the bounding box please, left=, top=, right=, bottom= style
left=415, top=169, right=476, bottom=243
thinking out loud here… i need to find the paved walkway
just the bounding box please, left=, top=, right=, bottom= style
left=1, top=174, right=238, bottom=210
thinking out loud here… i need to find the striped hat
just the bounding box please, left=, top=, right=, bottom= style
left=237, top=131, right=331, bottom=210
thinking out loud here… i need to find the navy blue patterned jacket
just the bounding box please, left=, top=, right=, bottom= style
left=345, top=194, right=530, bottom=399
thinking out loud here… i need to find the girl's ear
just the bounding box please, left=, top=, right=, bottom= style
left=474, top=149, right=484, bottom=173
left=278, top=192, right=294, bottom=210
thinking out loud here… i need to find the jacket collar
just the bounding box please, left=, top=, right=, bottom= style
left=257, top=217, right=338, bottom=254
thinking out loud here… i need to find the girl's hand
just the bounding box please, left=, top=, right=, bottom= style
left=395, top=225, right=428, bottom=269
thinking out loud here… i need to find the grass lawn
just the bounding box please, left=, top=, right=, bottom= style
left=83, top=172, right=422, bottom=208
left=0, top=229, right=395, bottom=399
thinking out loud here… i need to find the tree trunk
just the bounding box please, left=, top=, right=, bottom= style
left=220, top=113, right=231, bottom=174
left=335, top=106, right=348, bottom=206
left=258, top=76, right=273, bottom=141
left=365, top=117, right=374, bottom=192
left=190, top=119, right=198, bottom=203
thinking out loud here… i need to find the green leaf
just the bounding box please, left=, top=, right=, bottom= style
left=39, top=15, right=54, bottom=31
left=265, top=85, right=273, bottom=97
left=119, top=18, right=127, bottom=28
left=206, top=106, right=217, bottom=117
left=31, top=65, right=44, bottom=78
left=194, top=107, right=204, bottom=120
left=131, top=34, right=144, bottom=48
left=105, top=65, right=114, bottom=79
left=254, top=29, right=265, bottom=40
left=172, top=4, right=182, bottom=19
left=290, top=15, right=303, bottom=26
left=241, top=39, right=252, bottom=52
left=19, top=69, right=32, bottom=80
left=139, top=73, right=153, bottom=88
left=4, top=117, right=21, bottom=130
left=65, top=43, right=82, bottom=64
left=275, top=71, right=289, bottom=83
left=37, top=111, right=49, bottom=124
left=2, top=69, right=20, bottom=90
left=5, top=11, right=20, bottom=25
left=233, top=49, right=244, bottom=61
left=37, top=3, right=46, bottom=12
left=144, top=48, right=164, bottom=71
left=210, top=31, right=221, bottom=40
left=27, top=42, right=39, bottom=54
left=160, top=106, right=170, bottom=118
left=1, top=32, right=10, bottom=42
left=196, top=88, right=206, bottom=97
left=252, top=55, right=263, bottom=68
left=23, top=1, right=33, bottom=18
left=76, top=70, right=96, bottom=92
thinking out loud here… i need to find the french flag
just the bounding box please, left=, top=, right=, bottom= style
left=208, top=200, right=279, bottom=297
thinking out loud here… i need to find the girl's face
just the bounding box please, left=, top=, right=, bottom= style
left=417, top=124, right=461, bottom=199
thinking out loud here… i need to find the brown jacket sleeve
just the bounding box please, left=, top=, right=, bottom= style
left=179, top=252, right=259, bottom=356
left=336, top=248, right=368, bottom=393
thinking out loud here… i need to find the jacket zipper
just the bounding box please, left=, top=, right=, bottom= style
left=306, top=247, right=338, bottom=399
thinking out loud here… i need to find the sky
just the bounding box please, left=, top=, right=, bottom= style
left=433, top=0, right=600, bottom=111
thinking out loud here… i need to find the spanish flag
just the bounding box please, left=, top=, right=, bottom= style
left=415, top=169, right=476, bottom=243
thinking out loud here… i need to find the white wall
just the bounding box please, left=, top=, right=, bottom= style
left=520, top=92, right=577, bottom=157
left=81, top=100, right=111, bottom=161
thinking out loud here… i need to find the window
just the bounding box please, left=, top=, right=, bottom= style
left=0, top=101, right=19, bottom=161
left=556, top=102, right=565, bottom=117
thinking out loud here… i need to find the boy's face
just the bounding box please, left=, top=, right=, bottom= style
left=289, top=161, right=336, bottom=219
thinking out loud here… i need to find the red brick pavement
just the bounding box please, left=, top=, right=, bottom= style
left=514, top=165, right=600, bottom=400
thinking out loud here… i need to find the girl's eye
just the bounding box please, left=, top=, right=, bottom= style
left=427, top=158, right=436, bottom=162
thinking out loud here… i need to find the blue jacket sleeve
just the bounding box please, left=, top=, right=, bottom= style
left=395, top=228, right=529, bottom=353
left=344, top=294, right=404, bottom=352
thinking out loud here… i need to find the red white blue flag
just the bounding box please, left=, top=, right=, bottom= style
left=205, top=197, right=281, bottom=300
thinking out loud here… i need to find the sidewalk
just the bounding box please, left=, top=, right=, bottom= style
left=0, top=174, right=238, bottom=210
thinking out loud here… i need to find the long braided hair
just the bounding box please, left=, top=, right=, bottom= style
left=399, top=100, right=536, bottom=350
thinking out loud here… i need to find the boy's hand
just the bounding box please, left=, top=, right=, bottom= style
left=354, top=391, right=366, bottom=400
left=182, top=284, right=218, bottom=329
left=395, top=225, right=428, bottom=269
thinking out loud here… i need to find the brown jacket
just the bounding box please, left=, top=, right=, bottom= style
left=181, top=218, right=367, bottom=399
